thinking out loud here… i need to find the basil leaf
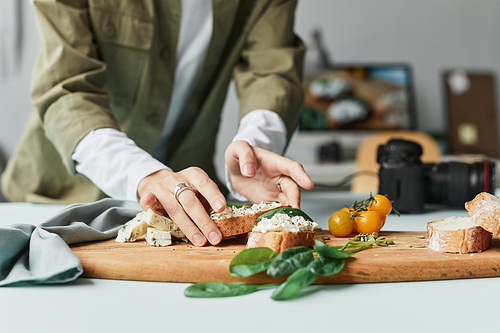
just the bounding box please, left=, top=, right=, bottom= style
left=184, top=282, right=259, bottom=298
left=257, top=207, right=313, bottom=222
left=271, top=267, right=317, bottom=301
left=314, top=240, right=352, bottom=259
left=267, top=247, right=315, bottom=277
left=308, top=256, right=345, bottom=276
left=230, top=247, right=278, bottom=277
left=227, top=203, right=253, bottom=209
left=228, top=203, right=244, bottom=208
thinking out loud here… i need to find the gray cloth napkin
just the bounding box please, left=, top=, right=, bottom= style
left=0, top=198, right=142, bottom=286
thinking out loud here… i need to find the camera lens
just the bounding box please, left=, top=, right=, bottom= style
left=377, top=139, right=423, bottom=167
left=425, top=160, right=496, bottom=207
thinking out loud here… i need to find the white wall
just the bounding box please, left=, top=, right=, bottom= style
left=214, top=0, right=500, bottom=181
left=1, top=1, right=500, bottom=191
left=0, top=0, right=38, bottom=159
left=296, top=0, right=500, bottom=134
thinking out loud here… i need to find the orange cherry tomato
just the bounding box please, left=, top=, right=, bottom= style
left=340, top=207, right=358, bottom=233
left=351, top=221, right=358, bottom=234
left=354, top=210, right=384, bottom=234
left=328, top=210, right=354, bottom=237
left=368, top=194, right=392, bottom=216
left=380, top=214, right=386, bottom=227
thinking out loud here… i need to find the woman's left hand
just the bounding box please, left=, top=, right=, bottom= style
left=225, top=140, right=314, bottom=208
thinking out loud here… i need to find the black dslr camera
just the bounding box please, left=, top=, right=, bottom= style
left=377, top=138, right=496, bottom=213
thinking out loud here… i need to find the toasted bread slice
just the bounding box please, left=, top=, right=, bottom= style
left=465, top=192, right=500, bottom=236
left=246, top=211, right=318, bottom=253
left=427, top=216, right=491, bottom=253
left=210, top=202, right=285, bottom=238
left=247, top=231, right=316, bottom=253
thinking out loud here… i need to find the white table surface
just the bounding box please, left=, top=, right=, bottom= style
left=0, top=192, right=496, bottom=333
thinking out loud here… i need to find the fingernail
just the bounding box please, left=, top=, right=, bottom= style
left=148, top=193, right=158, bottom=204
left=243, top=164, right=255, bottom=177
left=215, top=198, right=225, bottom=211
left=193, top=234, right=206, bottom=246
left=209, top=231, right=221, bottom=245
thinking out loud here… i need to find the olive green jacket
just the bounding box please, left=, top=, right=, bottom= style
left=2, top=0, right=304, bottom=204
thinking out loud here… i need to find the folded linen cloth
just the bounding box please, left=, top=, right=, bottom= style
left=0, top=199, right=141, bottom=286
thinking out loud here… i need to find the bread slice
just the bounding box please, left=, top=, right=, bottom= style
left=427, top=217, right=492, bottom=254
left=465, top=192, right=500, bottom=236
left=246, top=211, right=318, bottom=253
left=210, top=202, right=285, bottom=238
left=247, top=231, right=316, bottom=253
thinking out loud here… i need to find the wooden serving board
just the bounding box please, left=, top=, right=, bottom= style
left=70, top=231, right=500, bottom=284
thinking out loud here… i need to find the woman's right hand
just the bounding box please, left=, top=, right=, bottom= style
left=137, top=167, right=227, bottom=247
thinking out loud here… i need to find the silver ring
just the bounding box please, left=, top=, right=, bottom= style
left=276, top=176, right=284, bottom=191
left=173, top=183, right=193, bottom=201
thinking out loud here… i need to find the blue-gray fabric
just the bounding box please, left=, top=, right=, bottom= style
left=0, top=199, right=141, bottom=286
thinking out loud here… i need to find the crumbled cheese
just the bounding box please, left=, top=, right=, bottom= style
left=142, top=208, right=186, bottom=240
left=252, top=213, right=318, bottom=233
left=116, top=211, right=148, bottom=242
left=146, top=228, right=172, bottom=247
left=210, top=202, right=282, bottom=220
left=116, top=209, right=187, bottom=244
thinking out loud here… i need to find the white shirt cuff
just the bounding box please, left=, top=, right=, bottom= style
left=72, top=128, right=170, bottom=201
left=225, top=109, right=287, bottom=201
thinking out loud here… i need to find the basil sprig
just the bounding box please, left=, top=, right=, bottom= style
left=185, top=240, right=352, bottom=300
left=271, top=267, right=317, bottom=300
left=266, top=247, right=315, bottom=277
left=229, top=247, right=278, bottom=277
left=257, top=207, right=313, bottom=222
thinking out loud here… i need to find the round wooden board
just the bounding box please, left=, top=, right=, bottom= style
left=70, top=231, right=500, bottom=284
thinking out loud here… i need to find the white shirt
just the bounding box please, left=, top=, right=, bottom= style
left=72, top=0, right=287, bottom=202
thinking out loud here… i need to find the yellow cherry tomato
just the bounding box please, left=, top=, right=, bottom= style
left=354, top=210, right=384, bottom=234
left=328, top=210, right=354, bottom=237
left=368, top=194, right=392, bottom=216
left=341, top=207, right=358, bottom=233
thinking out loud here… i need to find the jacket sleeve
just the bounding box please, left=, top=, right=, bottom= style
left=30, top=0, right=120, bottom=174
left=232, top=0, right=305, bottom=143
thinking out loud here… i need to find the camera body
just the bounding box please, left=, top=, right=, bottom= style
left=377, top=139, right=496, bottom=213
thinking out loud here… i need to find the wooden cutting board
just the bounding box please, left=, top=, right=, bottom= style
left=70, top=231, right=500, bottom=284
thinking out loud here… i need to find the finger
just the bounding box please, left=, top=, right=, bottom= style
left=160, top=193, right=210, bottom=247
left=179, top=167, right=226, bottom=213
left=277, top=176, right=302, bottom=209
left=276, top=157, right=314, bottom=191
left=250, top=147, right=314, bottom=191
left=226, top=140, right=257, bottom=177
left=174, top=186, right=222, bottom=246
left=140, top=192, right=166, bottom=214
left=141, top=180, right=208, bottom=246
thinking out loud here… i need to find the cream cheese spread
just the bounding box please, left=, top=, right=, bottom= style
left=252, top=213, right=318, bottom=233
left=210, top=202, right=282, bottom=220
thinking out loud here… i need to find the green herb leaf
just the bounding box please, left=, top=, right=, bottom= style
left=228, top=203, right=244, bottom=208
left=266, top=247, right=315, bottom=277
left=308, top=256, right=345, bottom=276
left=230, top=247, right=278, bottom=277
left=184, top=282, right=259, bottom=298
left=257, top=207, right=313, bottom=222
left=314, top=240, right=352, bottom=259
left=271, top=267, right=317, bottom=301
left=227, top=203, right=253, bottom=209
